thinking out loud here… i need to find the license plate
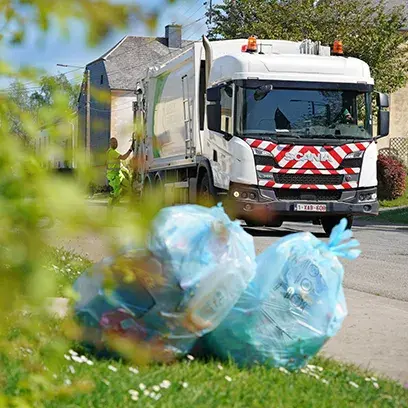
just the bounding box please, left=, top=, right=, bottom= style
left=295, top=203, right=327, bottom=212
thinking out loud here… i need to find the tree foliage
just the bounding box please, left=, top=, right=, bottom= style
left=0, top=1, right=173, bottom=406
left=6, top=74, right=80, bottom=140
left=208, top=0, right=408, bottom=93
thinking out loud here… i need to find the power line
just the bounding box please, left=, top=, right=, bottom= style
left=0, top=67, right=84, bottom=93
left=179, top=0, right=203, bottom=20
left=185, top=2, right=206, bottom=21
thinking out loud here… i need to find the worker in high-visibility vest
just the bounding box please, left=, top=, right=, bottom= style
left=106, top=137, right=133, bottom=206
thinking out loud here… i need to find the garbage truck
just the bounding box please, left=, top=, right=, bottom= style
left=132, top=36, right=390, bottom=235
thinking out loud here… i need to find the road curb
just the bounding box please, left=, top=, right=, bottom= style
left=379, top=205, right=408, bottom=213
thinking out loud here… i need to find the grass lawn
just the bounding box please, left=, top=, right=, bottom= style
left=2, top=349, right=407, bottom=408
left=43, top=247, right=92, bottom=296
left=380, top=177, right=408, bottom=208
left=7, top=249, right=402, bottom=407
left=375, top=207, right=408, bottom=225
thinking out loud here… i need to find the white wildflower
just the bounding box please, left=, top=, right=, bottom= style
left=129, top=367, right=139, bottom=374
left=108, top=365, right=117, bottom=372
left=68, top=365, right=75, bottom=374
left=64, top=379, right=72, bottom=386
left=86, top=360, right=94, bottom=366
left=300, top=368, right=308, bottom=374
left=187, top=354, right=194, bottom=361
left=69, top=349, right=78, bottom=356
left=279, top=367, right=290, bottom=375
left=154, top=393, right=162, bottom=401
left=152, top=385, right=160, bottom=392
left=217, top=364, right=224, bottom=370
left=139, top=383, right=146, bottom=391
left=131, top=395, right=139, bottom=401
left=128, top=389, right=139, bottom=396
left=317, top=366, right=324, bottom=372
left=53, top=374, right=58, bottom=379
left=181, top=382, right=188, bottom=388
left=365, top=377, right=372, bottom=381
left=102, top=379, right=110, bottom=386
left=61, top=256, right=66, bottom=261
left=321, top=379, right=329, bottom=385
left=371, top=377, right=377, bottom=381
left=150, top=392, right=156, bottom=398
left=64, top=354, right=71, bottom=361
left=349, top=381, right=359, bottom=388
left=307, top=364, right=316, bottom=370
left=160, top=380, right=171, bottom=389
left=143, top=390, right=150, bottom=396
left=72, top=355, right=83, bottom=363
left=373, top=382, right=380, bottom=389
left=225, top=376, right=232, bottom=382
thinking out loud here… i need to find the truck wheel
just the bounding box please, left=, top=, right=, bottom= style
left=321, top=216, right=353, bottom=237
left=198, top=173, right=216, bottom=207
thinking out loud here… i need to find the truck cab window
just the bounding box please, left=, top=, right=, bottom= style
left=220, top=85, right=233, bottom=134
left=235, top=84, right=372, bottom=141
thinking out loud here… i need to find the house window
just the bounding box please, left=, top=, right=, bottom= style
left=100, top=74, right=104, bottom=85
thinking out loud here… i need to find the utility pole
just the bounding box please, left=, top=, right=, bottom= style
left=86, top=68, right=91, bottom=163
left=209, top=0, right=213, bottom=25
left=56, top=63, right=87, bottom=165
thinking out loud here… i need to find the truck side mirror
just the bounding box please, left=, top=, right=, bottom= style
left=207, top=103, right=221, bottom=132
left=377, top=92, right=389, bottom=109
left=376, top=92, right=390, bottom=139
left=207, top=86, right=220, bottom=102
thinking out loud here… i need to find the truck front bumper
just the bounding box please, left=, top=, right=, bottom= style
left=225, top=184, right=379, bottom=225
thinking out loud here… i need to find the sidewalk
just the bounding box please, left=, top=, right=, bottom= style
left=322, top=288, right=408, bottom=384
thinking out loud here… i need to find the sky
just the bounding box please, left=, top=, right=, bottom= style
left=1, top=0, right=220, bottom=89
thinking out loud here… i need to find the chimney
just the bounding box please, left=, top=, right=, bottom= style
left=165, top=24, right=182, bottom=48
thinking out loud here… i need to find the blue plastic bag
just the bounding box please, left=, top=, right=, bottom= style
left=73, top=203, right=256, bottom=360
left=200, top=219, right=359, bottom=370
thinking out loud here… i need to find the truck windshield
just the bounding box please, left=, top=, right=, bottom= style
left=235, top=85, right=372, bottom=141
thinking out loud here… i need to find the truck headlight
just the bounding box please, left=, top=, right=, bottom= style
left=359, top=192, right=377, bottom=202
left=345, top=151, right=364, bottom=159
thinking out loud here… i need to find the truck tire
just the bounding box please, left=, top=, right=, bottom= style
left=321, top=216, right=353, bottom=237
left=198, top=173, right=216, bottom=207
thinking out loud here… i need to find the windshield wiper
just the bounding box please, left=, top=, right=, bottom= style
left=243, top=133, right=295, bottom=142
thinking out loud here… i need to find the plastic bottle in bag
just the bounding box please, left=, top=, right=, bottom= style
left=74, top=203, right=256, bottom=360
left=200, top=218, right=359, bottom=370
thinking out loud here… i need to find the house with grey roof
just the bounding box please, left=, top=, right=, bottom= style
left=379, top=0, right=408, bottom=161
left=77, top=25, right=193, bottom=184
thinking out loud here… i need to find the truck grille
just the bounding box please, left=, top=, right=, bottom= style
left=254, top=155, right=278, bottom=166
left=275, top=189, right=342, bottom=201
left=273, top=173, right=343, bottom=185
left=341, top=158, right=363, bottom=168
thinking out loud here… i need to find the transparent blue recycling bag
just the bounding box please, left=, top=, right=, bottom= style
left=73, top=204, right=256, bottom=361
left=200, top=219, right=359, bottom=370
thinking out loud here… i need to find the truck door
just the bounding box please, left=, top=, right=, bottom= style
left=206, top=84, right=233, bottom=190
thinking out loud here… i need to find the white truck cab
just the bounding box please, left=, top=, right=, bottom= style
left=133, top=36, right=390, bottom=235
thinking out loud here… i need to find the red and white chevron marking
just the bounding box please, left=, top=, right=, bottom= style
left=245, top=138, right=371, bottom=169
left=259, top=180, right=358, bottom=189
left=256, top=166, right=360, bottom=175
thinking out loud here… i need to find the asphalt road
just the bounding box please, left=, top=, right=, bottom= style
left=247, top=220, right=408, bottom=302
